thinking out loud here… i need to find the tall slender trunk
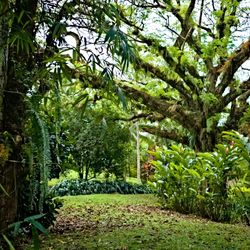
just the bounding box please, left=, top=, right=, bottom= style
left=85, top=164, right=89, bottom=181
left=136, top=122, right=141, bottom=183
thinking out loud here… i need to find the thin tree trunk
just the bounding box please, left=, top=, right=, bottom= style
left=85, top=164, right=89, bottom=181
left=136, top=122, right=141, bottom=183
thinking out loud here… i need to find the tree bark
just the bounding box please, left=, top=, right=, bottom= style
left=0, top=58, right=28, bottom=231
left=0, top=2, right=17, bottom=231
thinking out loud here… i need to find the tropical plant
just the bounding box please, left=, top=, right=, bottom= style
left=152, top=131, right=250, bottom=222
left=9, top=214, right=48, bottom=250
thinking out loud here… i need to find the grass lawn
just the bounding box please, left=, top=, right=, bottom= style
left=23, top=194, right=250, bottom=250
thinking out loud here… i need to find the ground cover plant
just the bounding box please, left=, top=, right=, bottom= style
left=50, top=179, right=153, bottom=196
left=22, top=194, right=250, bottom=250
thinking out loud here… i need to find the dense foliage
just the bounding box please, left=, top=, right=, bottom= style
left=0, top=1, right=249, bottom=247
left=152, top=131, right=250, bottom=223
left=50, top=179, right=153, bottom=196
left=65, top=107, right=132, bottom=180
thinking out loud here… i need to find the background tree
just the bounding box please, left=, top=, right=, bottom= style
left=76, top=0, right=249, bottom=152
left=65, top=103, right=131, bottom=180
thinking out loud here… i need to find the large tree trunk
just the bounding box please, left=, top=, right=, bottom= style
left=0, top=2, right=16, bottom=231
left=194, top=128, right=216, bottom=152
left=0, top=74, right=26, bottom=231
left=0, top=57, right=27, bottom=231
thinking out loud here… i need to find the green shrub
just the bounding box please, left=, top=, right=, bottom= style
left=50, top=179, right=153, bottom=196
left=152, top=131, right=250, bottom=223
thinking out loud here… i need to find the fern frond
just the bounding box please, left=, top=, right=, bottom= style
left=26, top=99, right=51, bottom=212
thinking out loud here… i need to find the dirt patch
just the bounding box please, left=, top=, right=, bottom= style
left=51, top=204, right=209, bottom=234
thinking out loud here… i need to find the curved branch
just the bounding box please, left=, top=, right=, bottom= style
left=211, top=77, right=250, bottom=115
left=141, top=125, right=189, bottom=145
left=134, top=59, right=191, bottom=100
left=217, top=39, right=250, bottom=95
left=113, top=112, right=165, bottom=122
left=133, top=33, right=201, bottom=93
left=224, top=90, right=250, bottom=131
left=122, top=85, right=197, bottom=130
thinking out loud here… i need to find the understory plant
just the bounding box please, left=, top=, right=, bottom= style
left=152, top=131, right=250, bottom=223
left=50, top=180, right=153, bottom=196
left=0, top=195, right=62, bottom=250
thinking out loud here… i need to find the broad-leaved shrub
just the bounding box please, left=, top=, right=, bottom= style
left=152, top=131, right=250, bottom=223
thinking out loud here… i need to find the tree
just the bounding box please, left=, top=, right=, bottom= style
left=77, top=0, right=249, bottom=152
left=66, top=104, right=131, bottom=180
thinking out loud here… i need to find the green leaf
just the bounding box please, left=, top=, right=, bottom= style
left=72, top=94, right=88, bottom=107
left=31, top=226, right=40, bottom=250
left=105, top=26, right=117, bottom=43
left=117, top=87, right=127, bottom=110
left=187, top=169, right=201, bottom=178
left=80, top=96, right=89, bottom=118
left=73, top=49, right=78, bottom=61
left=52, top=22, right=67, bottom=38
left=17, top=10, right=25, bottom=23
left=30, top=220, right=48, bottom=235
left=10, top=221, right=22, bottom=236
left=24, top=214, right=45, bottom=222
left=2, top=234, right=15, bottom=250
left=189, top=187, right=197, bottom=194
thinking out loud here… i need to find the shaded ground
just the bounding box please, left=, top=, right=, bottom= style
left=24, top=194, right=250, bottom=250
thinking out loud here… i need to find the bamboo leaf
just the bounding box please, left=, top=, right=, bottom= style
left=80, top=96, right=89, bottom=118
left=105, top=26, right=117, bottom=43
left=117, top=87, right=127, bottom=110
left=17, top=10, right=25, bottom=23
left=72, top=94, right=88, bottom=107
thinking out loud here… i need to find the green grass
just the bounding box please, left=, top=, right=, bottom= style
left=48, top=171, right=140, bottom=188
left=48, top=170, right=79, bottom=187
left=23, top=194, right=250, bottom=250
